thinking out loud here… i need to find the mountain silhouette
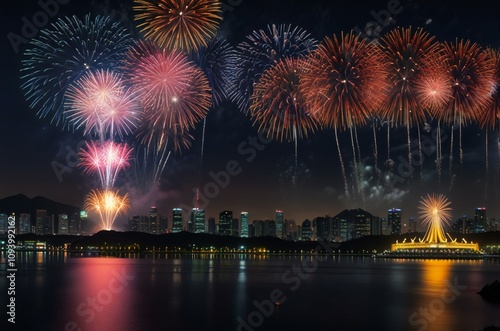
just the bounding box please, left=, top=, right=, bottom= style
left=0, top=193, right=81, bottom=219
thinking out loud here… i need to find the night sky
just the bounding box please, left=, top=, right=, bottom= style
left=1, top=0, right=500, bottom=230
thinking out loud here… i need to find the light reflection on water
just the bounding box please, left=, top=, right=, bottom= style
left=0, top=252, right=499, bottom=331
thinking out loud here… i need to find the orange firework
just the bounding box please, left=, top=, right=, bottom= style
left=84, top=189, right=131, bottom=230
left=379, top=26, right=446, bottom=127
left=300, top=31, right=388, bottom=198
left=479, top=48, right=500, bottom=131
left=249, top=57, right=319, bottom=142
left=301, top=31, right=388, bottom=130
left=439, top=39, right=494, bottom=126
left=439, top=39, right=495, bottom=165
left=134, top=0, right=222, bottom=52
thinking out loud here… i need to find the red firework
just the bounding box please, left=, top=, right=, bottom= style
left=124, top=40, right=211, bottom=134
left=478, top=48, right=500, bottom=130
left=301, top=31, right=389, bottom=130
left=65, top=69, right=140, bottom=138
left=438, top=39, right=495, bottom=126
left=79, top=140, right=133, bottom=189
left=134, top=0, right=222, bottom=52
left=249, top=57, right=319, bottom=142
left=379, top=26, right=447, bottom=127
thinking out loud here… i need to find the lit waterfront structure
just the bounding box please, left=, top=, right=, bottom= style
left=386, top=194, right=482, bottom=258
left=240, top=212, right=249, bottom=237
left=172, top=208, right=183, bottom=233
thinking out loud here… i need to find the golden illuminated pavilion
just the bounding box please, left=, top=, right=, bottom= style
left=390, top=194, right=481, bottom=253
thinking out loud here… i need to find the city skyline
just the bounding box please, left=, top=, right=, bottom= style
left=1, top=0, right=500, bottom=230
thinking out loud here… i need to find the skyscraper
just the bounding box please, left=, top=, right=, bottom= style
left=207, top=217, right=216, bottom=234
left=58, top=214, right=69, bottom=235
left=474, top=207, right=486, bottom=233
left=240, top=212, right=249, bottom=238
left=150, top=207, right=159, bottom=234
left=219, top=210, right=232, bottom=235
left=172, top=208, right=183, bottom=233
left=19, top=213, right=32, bottom=234
left=36, top=209, right=51, bottom=235
left=388, top=208, right=402, bottom=235
left=276, top=210, right=283, bottom=238
left=192, top=208, right=206, bottom=233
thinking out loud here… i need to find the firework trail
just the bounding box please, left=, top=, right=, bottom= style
left=188, top=36, right=238, bottom=200
left=134, top=0, right=222, bottom=52
left=79, top=140, right=133, bottom=190
left=65, top=69, right=140, bottom=139
left=439, top=39, right=494, bottom=171
left=301, top=31, right=388, bottom=199
left=133, top=122, right=194, bottom=193
left=379, top=27, right=447, bottom=174
left=231, top=23, right=318, bottom=114
left=20, top=14, right=131, bottom=127
left=84, top=189, right=131, bottom=230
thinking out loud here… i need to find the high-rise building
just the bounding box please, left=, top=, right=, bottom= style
left=232, top=218, right=239, bottom=236
left=240, top=212, right=249, bottom=238
left=301, top=219, right=313, bottom=241
left=315, top=217, right=333, bottom=242
left=160, top=216, right=168, bottom=234
left=207, top=217, right=216, bottom=234
left=219, top=210, right=232, bottom=235
left=408, top=217, right=417, bottom=233
left=388, top=208, right=402, bottom=235
left=474, top=208, right=486, bottom=233
left=58, top=214, right=69, bottom=235
left=0, top=213, right=7, bottom=234
left=354, top=211, right=372, bottom=239
left=284, top=219, right=298, bottom=241
left=192, top=208, right=205, bottom=233
left=69, top=212, right=80, bottom=235
left=451, top=216, right=474, bottom=234
left=172, top=208, right=183, bottom=233
left=276, top=210, right=284, bottom=238
left=79, top=211, right=88, bottom=235
left=150, top=207, right=159, bottom=234
left=19, top=213, right=32, bottom=234
left=36, top=210, right=51, bottom=235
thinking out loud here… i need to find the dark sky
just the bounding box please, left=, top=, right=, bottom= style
left=1, top=0, right=500, bottom=229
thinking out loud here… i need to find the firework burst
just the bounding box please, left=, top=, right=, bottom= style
left=84, top=189, right=131, bottom=230
left=439, top=39, right=495, bottom=166
left=188, top=36, right=238, bottom=108
left=379, top=26, right=448, bottom=172
left=418, top=193, right=452, bottom=243
left=79, top=140, right=133, bottom=190
left=231, top=23, right=318, bottom=114
left=124, top=40, right=211, bottom=134
left=480, top=48, right=500, bottom=131
left=65, top=69, right=140, bottom=139
left=134, top=0, right=222, bottom=52
left=301, top=31, right=388, bottom=198
left=250, top=57, right=318, bottom=142
left=20, top=14, right=131, bottom=127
